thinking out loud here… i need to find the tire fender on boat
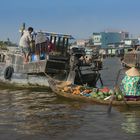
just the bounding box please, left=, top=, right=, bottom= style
left=4, top=66, right=14, bottom=80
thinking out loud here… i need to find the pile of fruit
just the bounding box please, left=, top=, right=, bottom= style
left=61, top=85, right=124, bottom=101
left=62, top=85, right=92, bottom=96
left=90, top=87, right=112, bottom=99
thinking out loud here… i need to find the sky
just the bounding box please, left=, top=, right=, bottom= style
left=0, top=0, right=140, bottom=43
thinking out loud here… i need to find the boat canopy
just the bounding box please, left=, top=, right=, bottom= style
left=35, top=31, right=74, bottom=39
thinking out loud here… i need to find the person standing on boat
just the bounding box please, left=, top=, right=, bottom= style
left=121, top=67, right=140, bottom=100
left=19, top=27, right=34, bottom=63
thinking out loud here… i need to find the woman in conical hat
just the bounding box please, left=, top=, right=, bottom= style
left=121, top=67, right=140, bottom=100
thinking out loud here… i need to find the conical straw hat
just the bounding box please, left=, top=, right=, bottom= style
left=125, top=67, right=140, bottom=76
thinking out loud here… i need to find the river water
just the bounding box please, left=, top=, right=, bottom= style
left=0, top=57, right=140, bottom=140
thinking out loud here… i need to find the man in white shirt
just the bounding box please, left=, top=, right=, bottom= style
left=19, top=27, right=33, bottom=63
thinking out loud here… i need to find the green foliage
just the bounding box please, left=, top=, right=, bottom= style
left=0, top=39, right=17, bottom=50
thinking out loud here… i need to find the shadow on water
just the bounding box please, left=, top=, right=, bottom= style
left=0, top=57, right=140, bottom=140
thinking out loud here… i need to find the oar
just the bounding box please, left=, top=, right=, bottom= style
left=107, top=92, right=115, bottom=114
left=115, top=85, right=129, bottom=108
left=107, top=68, right=123, bottom=114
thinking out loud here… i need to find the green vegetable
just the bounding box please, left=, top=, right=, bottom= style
left=98, top=91, right=103, bottom=96
left=117, top=94, right=123, bottom=101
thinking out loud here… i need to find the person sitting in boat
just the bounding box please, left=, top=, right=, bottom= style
left=121, top=67, right=140, bottom=101
left=19, top=27, right=34, bottom=63
left=78, top=55, right=92, bottom=66
left=84, top=55, right=92, bottom=65
left=78, top=55, right=86, bottom=66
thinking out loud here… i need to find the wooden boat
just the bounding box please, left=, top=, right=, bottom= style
left=54, top=90, right=140, bottom=106
left=47, top=76, right=140, bottom=107
left=0, top=30, right=102, bottom=88
left=122, top=46, right=140, bottom=68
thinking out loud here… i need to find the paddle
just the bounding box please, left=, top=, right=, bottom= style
left=107, top=85, right=128, bottom=114
left=107, top=92, right=115, bottom=114
left=114, top=85, right=129, bottom=108
left=107, top=68, right=124, bottom=114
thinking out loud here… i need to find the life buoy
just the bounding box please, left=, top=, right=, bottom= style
left=4, top=66, right=14, bottom=80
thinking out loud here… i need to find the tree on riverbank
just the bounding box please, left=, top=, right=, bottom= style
left=0, top=38, right=17, bottom=50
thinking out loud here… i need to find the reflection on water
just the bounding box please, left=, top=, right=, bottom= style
left=122, top=114, right=138, bottom=134
left=0, top=58, right=140, bottom=140
left=117, top=106, right=140, bottom=134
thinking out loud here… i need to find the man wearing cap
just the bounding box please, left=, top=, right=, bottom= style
left=121, top=67, right=140, bottom=100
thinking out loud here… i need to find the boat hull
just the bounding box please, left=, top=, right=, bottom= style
left=0, top=68, right=51, bottom=87
left=53, top=89, right=140, bottom=106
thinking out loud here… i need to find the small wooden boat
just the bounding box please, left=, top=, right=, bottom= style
left=47, top=76, right=140, bottom=107
left=54, top=89, right=140, bottom=106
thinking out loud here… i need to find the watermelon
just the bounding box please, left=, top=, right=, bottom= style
left=98, top=91, right=103, bottom=96
left=100, top=87, right=110, bottom=93
left=117, top=94, right=123, bottom=101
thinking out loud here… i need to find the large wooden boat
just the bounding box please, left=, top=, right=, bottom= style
left=0, top=30, right=102, bottom=88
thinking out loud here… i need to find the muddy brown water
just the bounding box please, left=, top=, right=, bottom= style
left=0, top=57, right=140, bottom=140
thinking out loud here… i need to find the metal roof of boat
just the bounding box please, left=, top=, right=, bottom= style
left=35, top=31, right=74, bottom=39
